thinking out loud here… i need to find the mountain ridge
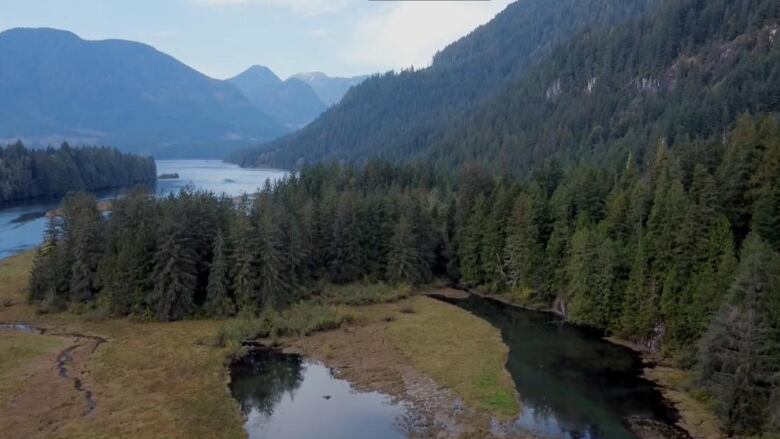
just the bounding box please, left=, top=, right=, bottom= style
left=228, top=65, right=327, bottom=129
left=232, top=0, right=660, bottom=168
left=290, top=71, right=368, bottom=106
left=0, top=27, right=289, bottom=158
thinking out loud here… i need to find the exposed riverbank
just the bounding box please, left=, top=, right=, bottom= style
left=269, top=295, right=522, bottom=438
left=0, top=253, right=522, bottom=438
left=1, top=247, right=721, bottom=439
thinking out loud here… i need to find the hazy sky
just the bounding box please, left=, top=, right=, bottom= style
left=0, top=0, right=512, bottom=79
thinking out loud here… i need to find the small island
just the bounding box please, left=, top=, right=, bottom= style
left=158, top=173, right=180, bottom=180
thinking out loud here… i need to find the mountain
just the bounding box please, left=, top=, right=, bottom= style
left=291, top=72, right=368, bottom=107
left=232, top=0, right=659, bottom=168
left=420, top=0, right=780, bottom=175
left=0, top=28, right=287, bottom=158
left=228, top=65, right=326, bottom=129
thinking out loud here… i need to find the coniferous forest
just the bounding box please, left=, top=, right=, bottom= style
left=233, top=0, right=780, bottom=177
left=30, top=115, right=780, bottom=436
left=0, top=141, right=157, bottom=204
left=10, top=0, right=780, bottom=436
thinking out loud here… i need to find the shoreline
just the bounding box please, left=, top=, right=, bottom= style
left=433, top=288, right=725, bottom=439
left=251, top=295, right=523, bottom=438
left=1, top=249, right=723, bottom=439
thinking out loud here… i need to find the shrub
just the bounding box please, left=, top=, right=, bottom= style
left=324, top=283, right=411, bottom=306
left=212, top=318, right=265, bottom=348
left=37, top=290, right=65, bottom=314
left=268, top=302, right=356, bottom=337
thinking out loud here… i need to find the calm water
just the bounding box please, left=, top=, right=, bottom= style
left=0, top=160, right=287, bottom=260
left=230, top=349, right=408, bottom=439
left=230, top=297, right=690, bottom=439
left=448, top=296, right=689, bottom=439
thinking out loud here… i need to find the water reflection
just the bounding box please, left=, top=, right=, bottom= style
left=449, top=296, right=690, bottom=439
left=231, top=350, right=306, bottom=418
left=230, top=349, right=408, bottom=439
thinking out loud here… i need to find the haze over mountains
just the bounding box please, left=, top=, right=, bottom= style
left=291, top=72, right=369, bottom=107
left=233, top=0, right=659, bottom=168
left=234, top=0, right=779, bottom=175
left=227, top=66, right=367, bottom=130
left=0, top=28, right=366, bottom=158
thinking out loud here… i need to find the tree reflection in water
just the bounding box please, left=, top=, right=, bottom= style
left=230, top=349, right=305, bottom=417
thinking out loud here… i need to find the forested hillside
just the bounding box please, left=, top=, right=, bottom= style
left=32, top=114, right=780, bottom=435
left=0, top=142, right=156, bottom=204
left=424, top=0, right=780, bottom=175
left=234, top=0, right=779, bottom=177
left=232, top=0, right=658, bottom=168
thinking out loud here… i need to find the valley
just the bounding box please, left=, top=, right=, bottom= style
left=1, top=0, right=779, bottom=438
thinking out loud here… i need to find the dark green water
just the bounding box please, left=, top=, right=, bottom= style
left=229, top=296, right=691, bottom=439
left=448, top=296, right=690, bottom=439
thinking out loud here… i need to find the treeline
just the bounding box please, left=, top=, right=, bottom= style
left=29, top=116, right=780, bottom=435
left=455, top=115, right=780, bottom=436
left=29, top=162, right=449, bottom=321
left=230, top=0, right=656, bottom=169
left=0, top=141, right=156, bottom=204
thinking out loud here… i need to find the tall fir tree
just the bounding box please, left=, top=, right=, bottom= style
left=253, top=199, right=287, bottom=309
left=151, top=229, right=198, bottom=321
left=503, top=191, right=542, bottom=297
left=205, top=230, right=235, bottom=316
left=699, top=234, right=780, bottom=435
left=387, top=215, right=423, bottom=285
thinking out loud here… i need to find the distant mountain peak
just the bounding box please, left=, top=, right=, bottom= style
left=291, top=71, right=328, bottom=81
left=290, top=71, right=368, bottom=106
left=0, top=27, right=83, bottom=44
left=239, top=65, right=282, bottom=83
left=229, top=65, right=325, bottom=129
left=0, top=27, right=286, bottom=158
left=1, top=27, right=79, bottom=37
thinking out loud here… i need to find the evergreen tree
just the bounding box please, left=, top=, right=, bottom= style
left=230, top=212, right=258, bottom=313
left=28, top=217, right=64, bottom=303
left=151, top=229, right=198, bottom=321
left=717, top=115, right=764, bottom=240
left=503, top=191, right=542, bottom=296
left=204, top=230, right=234, bottom=316
left=62, top=193, right=103, bottom=303
left=480, top=185, right=512, bottom=290
left=458, top=195, right=488, bottom=287
left=328, top=193, right=365, bottom=283
left=619, top=242, right=660, bottom=342
left=699, top=235, right=780, bottom=435
left=565, top=216, right=618, bottom=328
left=687, top=216, right=737, bottom=342
left=386, top=215, right=423, bottom=285
left=753, top=184, right=780, bottom=252
left=253, top=199, right=287, bottom=309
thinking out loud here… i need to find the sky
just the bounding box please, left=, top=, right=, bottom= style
left=0, top=0, right=513, bottom=79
